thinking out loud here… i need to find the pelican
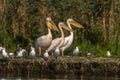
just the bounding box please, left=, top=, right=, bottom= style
left=60, top=18, right=84, bottom=56
left=29, top=46, right=36, bottom=58
left=73, top=46, right=79, bottom=56
left=106, top=51, right=111, bottom=57
left=36, top=17, right=59, bottom=55
left=43, top=50, right=49, bottom=61
left=1, top=47, right=9, bottom=58
left=47, top=22, right=72, bottom=55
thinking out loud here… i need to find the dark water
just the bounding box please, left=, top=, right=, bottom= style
left=0, top=73, right=120, bottom=80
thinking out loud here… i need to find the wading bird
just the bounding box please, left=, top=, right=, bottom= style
left=47, top=22, right=72, bottom=56
left=36, top=17, right=59, bottom=55
left=9, top=52, right=14, bottom=58
left=60, top=19, right=84, bottom=56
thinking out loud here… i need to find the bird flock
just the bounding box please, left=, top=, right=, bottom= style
left=0, top=17, right=111, bottom=61
left=0, top=46, right=35, bottom=59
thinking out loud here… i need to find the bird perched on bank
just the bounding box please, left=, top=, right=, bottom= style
left=47, top=22, right=72, bottom=55
left=36, top=17, right=59, bottom=55
left=53, top=48, right=60, bottom=59
left=87, top=52, right=91, bottom=56
left=29, top=46, right=36, bottom=59
left=43, top=50, right=49, bottom=61
left=106, top=51, right=111, bottom=57
left=1, top=47, right=9, bottom=58
left=60, top=18, right=84, bottom=56
left=8, top=52, right=15, bottom=58
left=16, top=48, right=26, bottom=58
left=73, top=46, right=79, bottom=56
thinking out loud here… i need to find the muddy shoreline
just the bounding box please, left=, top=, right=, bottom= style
left=0, top=56, right=120, bottom=76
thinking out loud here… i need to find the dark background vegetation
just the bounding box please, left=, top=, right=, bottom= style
left=0, top=0, right=120, bottom=56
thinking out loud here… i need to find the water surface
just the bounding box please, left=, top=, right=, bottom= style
left=0, top=73, right=120, bottom=80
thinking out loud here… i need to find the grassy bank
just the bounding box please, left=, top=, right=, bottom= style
left=0, top=56, right=120, bottom=76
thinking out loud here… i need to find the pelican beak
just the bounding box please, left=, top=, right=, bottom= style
left=59, top=22, right=73, bottom=31
left=46, top=18, right=59, bottom=32
left=69, top=20, right=84, bottom=29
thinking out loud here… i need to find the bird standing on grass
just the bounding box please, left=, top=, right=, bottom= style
left=1, top=47, right=9, bottom=58
left=29, top=46, right=36, bottom=59
left=43, top=50, right=49, bottom=61
left=47, top=22, right=72, bottom=56
left=53, top=48, right=60, bottom=59
left=16, top=48, right=26, bottom=58
left=87, top=52, right=91, bottom=56
left=73, top=46, right=79, bottom=56
left=8, top=52, right=15, bottom=58
left=36, top=17, right=59, bottom=55
left=106, top=51, right=111, bottom=57
left=60, top=19, right=84, bottom=56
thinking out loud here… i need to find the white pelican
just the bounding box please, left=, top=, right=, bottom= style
left=60, top=18, right=84, bottom=56
left=73, top=46, right=79, bottom=56
left=1, top=47, right=9, bottom=58
left=43, top=50, right=49, bottom=61
left=16, top=48, right=26, bottom=58
left=106, top=51, right=111, bottom=57
left=29, top=46, right=36, bottom=58
left=47, top=22, right=72, bottom=55
left=53, top=48, right=60, bottom=59
left=36, top=17, right=59, bottom=55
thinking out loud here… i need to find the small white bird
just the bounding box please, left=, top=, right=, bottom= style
left=87, top=52, right=91, bottom=56
left=8, top=52, right=15, bottom=58
left=16, top=48, right=26, bottom=58
left=29, top=46, right=36, bottom=58
left=106, top=51, right=111, bottom=57
left=73, top=46, right=79, bottom=56
left=1, top=47, right=9, bottom=58
left=43, top=50, right=49, bottom=61
left=53, top=48, right=60, bottom=59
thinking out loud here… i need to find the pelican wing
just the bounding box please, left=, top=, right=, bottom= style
left=36, top=34, right=52, bottom=49
left=61, top=38, right=69, bottom=47
left=47, top=38, right=62, bottom=51
left=60, top=36, right=73, bottom=50
left=36, top=36, right=44, bottom=47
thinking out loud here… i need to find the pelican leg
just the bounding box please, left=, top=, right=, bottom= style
left=61, top=50, right=64, bottom=56
left=39, top=47, right=41, bottom=55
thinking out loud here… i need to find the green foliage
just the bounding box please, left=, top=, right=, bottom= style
left=0, top=0, right=120, bottom=57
